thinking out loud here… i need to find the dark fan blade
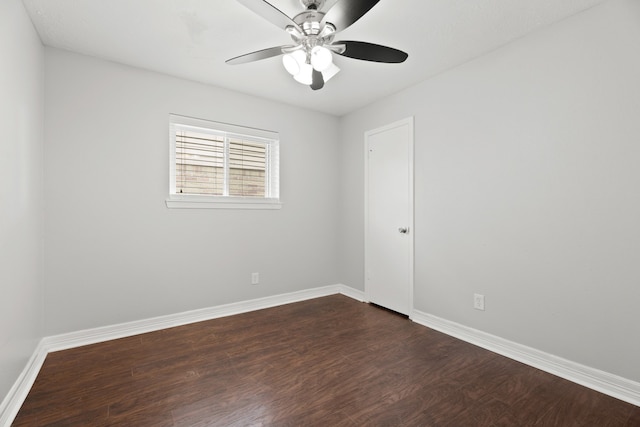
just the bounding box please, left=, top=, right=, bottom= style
left=226, top=45, right=291, bottom=65
left=332, top=41, right=408, bottom=63
left=237, top=0, right=303, bottom=32
left=321, top=0, right=380, bottom=31
left=310, top=70, right=325, bottom=90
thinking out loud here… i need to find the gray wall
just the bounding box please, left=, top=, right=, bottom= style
left=339, top=0, right=640, bottom=383
left=43, top=49, right=340, bottom=335
left=0, top=0, right=45, bottom=401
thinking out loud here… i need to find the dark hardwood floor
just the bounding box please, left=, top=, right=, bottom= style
left=13, top=294, right=639, bottom=426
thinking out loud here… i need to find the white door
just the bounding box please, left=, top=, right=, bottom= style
left=365, top=117, right=414, bottom=315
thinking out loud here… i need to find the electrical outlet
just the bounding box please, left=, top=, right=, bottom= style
left=251, top=272, right=259, bottom=285
left=473, top=293, right=485, bottom=311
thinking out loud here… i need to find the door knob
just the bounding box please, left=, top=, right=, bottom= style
left=398, top=227, right=409, bottom=234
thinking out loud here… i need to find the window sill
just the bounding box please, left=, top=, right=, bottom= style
left=165, top=195, right=282, bottom=210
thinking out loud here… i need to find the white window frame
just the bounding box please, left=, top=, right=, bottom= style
left=166, top=114, right=281, bottom=209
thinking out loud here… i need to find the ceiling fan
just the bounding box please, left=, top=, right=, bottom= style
left=226, top=0, right=408, bottom=90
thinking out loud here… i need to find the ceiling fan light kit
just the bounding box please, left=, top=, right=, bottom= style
left=227, top=0, right=408, bottom=91
left=283, top=46, right=339, bottom=87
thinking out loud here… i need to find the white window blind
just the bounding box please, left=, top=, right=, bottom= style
left=168, top=114, right=280, bottom=209
left=175, top=128, right=225, bottom=195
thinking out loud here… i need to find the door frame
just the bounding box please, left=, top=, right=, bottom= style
left=364, top=116, right=415, bottom=316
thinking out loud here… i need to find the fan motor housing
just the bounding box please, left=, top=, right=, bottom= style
left=293, top=10, right=324, bottom=35
left=301, top=0, right=324, bottom=10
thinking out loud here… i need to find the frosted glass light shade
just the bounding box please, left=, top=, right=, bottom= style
left=291, top=49, right=306, bottom=64
left=282, top=54, right=300, bottom=75
left=322, top=63, right=340, bottom=82
left=283, top=50, right=307, bottom=76
left=311, top=46, right=332, bottom=72
left=293, top=63, right=313, bottom=85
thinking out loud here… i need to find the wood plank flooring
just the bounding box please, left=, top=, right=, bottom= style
left=13, top=295, right=640, bottom=426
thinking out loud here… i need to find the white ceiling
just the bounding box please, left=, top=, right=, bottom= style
left=22, top=0, right=607, bottom=116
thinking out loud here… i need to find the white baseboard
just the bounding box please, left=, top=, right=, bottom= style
left=0, top=284, right=361, bottom=426
left=0, top=341, right=48, bottom=427
left=336, top=284, right=365, bottom=302
left=411, top=309, right=640, bottom=407
left=43, top=284, right=353, bottom=352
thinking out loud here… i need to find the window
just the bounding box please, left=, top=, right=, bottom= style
left=166, top=114, right=280, bottom=209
